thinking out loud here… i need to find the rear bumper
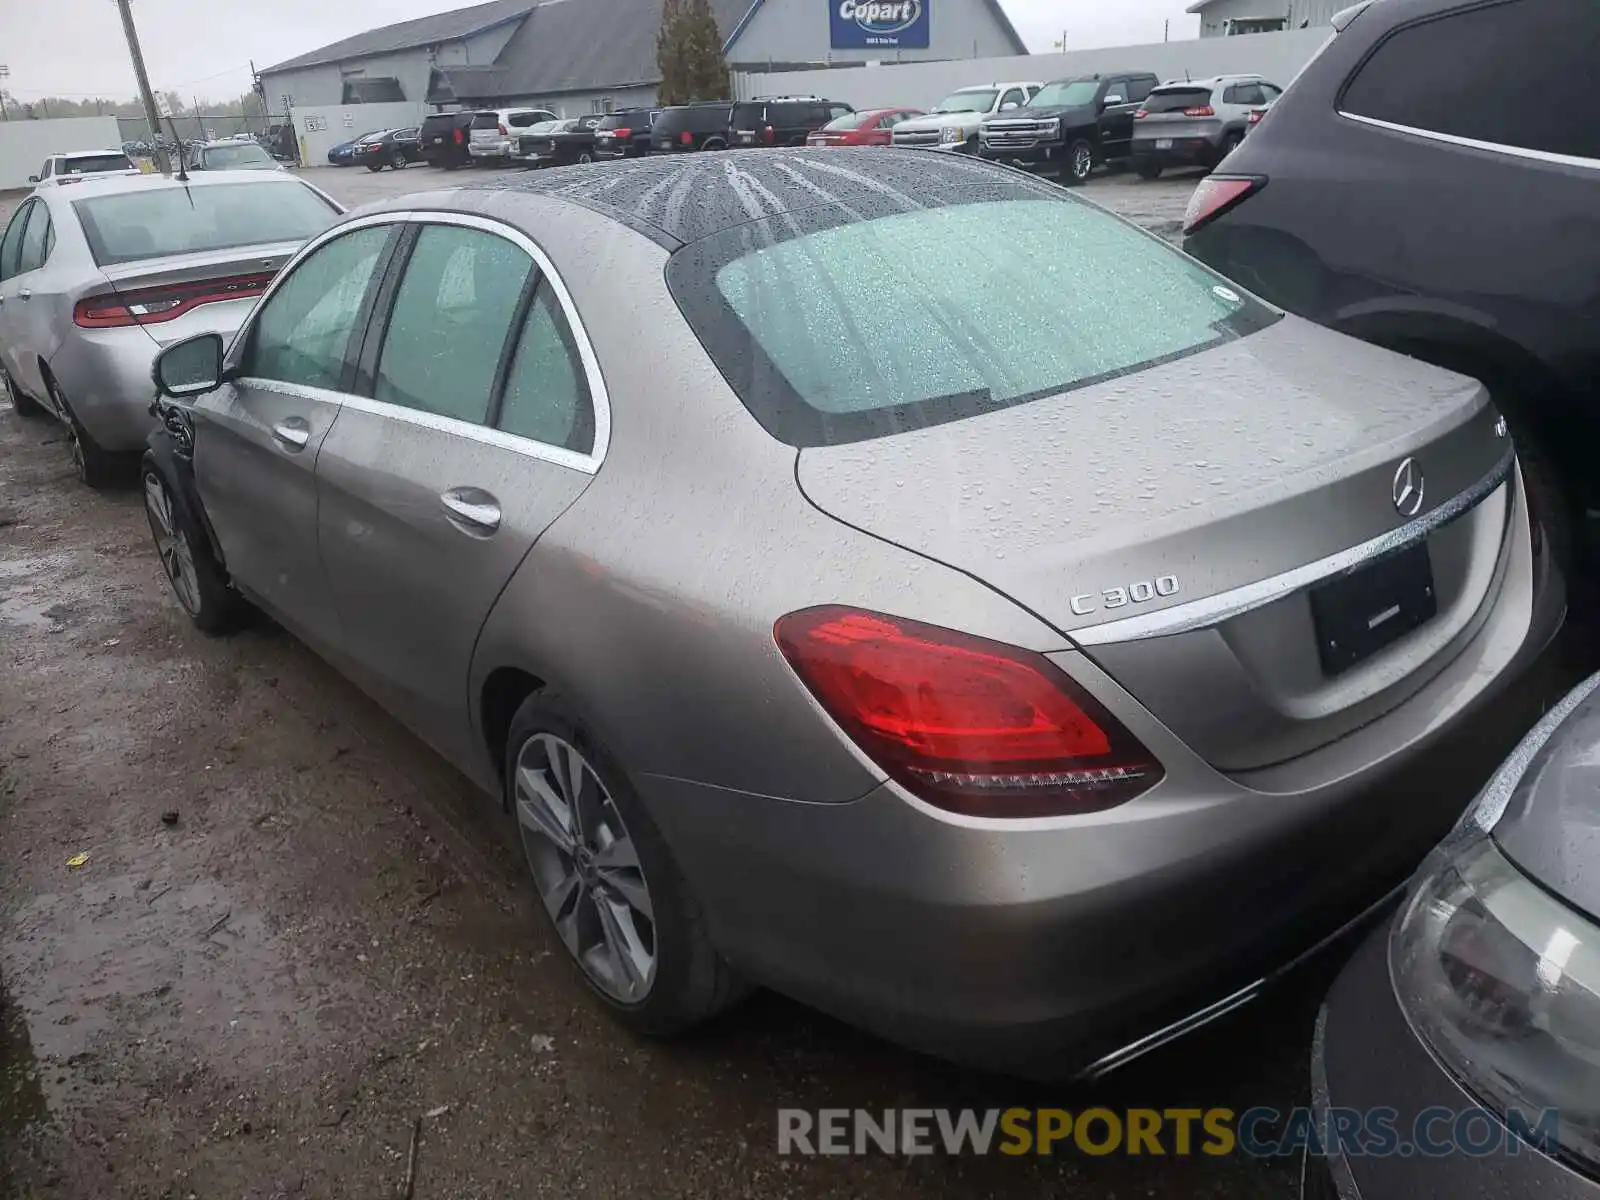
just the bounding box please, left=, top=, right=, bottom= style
left=469, top=140, right=513, bottom=159
left=1132, top=134, right=1224, bottom=164
left=642, top=489, right=1564, bottom=1077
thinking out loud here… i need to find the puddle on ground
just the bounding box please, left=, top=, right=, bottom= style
left=0, top=971, right=47, bottom=1136
left=0, top=552, right=75, bottom=632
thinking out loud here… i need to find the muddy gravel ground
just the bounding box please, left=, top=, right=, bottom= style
left=1, top=162, right=1595, bottom=1200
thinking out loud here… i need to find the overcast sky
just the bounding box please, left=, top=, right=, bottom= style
left=3, top=0, right=1200, bottom=105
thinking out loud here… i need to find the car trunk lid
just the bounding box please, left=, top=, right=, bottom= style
left=795, top=318, right=1516, bottom=771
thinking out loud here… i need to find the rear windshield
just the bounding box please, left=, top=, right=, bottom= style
left=201, top=143, right=274, bottom=168
left=73, top=181, right=339, bottom=266
left=1142, top=87, right=1213, bottom=113
left=599, top=113, right=649, bottom=130
left=470, top=112, right=502, bottom=130
left=668, top=196, right=1276, bottom=447
left=822, top=111, right=874, bottom=131
left=655, top=105, right=731, bottom=134
left=63, top=154, right=133, bottom=174
left=421, top=114, right=469, bottom=134
left=1028, top=79, right=1101, bottom=109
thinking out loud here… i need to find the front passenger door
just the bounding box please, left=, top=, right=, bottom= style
left=194, top=221, right=397, bottom=649
left=316, top=219, right=604, bottom=769
left=1099, top=79, right=1140, bottom=156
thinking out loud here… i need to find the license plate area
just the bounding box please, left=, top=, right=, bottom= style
left=1155, top=138, right=1173, bottom=150
left=1309, top=544, right=1436, bottom=677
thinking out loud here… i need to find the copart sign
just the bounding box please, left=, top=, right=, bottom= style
left=830, top=0, right=930, bottom=49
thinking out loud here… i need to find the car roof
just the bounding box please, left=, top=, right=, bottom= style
left=432, top=145, right=1048, bottom=248
left=56, top=149, right=130, bottom=159
left=1155, top=73, right=1263, bottom=88
left=953, top=82, right=1042, bottom=90
left=197, top=139, right=271, bottom=148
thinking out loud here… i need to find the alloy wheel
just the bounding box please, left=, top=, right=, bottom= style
left=1072, top=144, right=1093, bottom=182
left=143, top=472, right=202, bottom=615
left=513, top=732, right=656, bottom=1003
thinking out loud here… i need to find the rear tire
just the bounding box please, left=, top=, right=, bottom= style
left=1134, top=157, right=1163, bottom=180
left=366, top=163, right=384, bottom=172
left=391, top=150, right=407, bottom=170
left=504, top=690, right=747, bottom=1035
left=45, top=373, right=122, bottom=489
left=578, top=151, right=593, bottom=164
left=702, top=138, right=726, bottom=152
left=2, top=366, right=44, bottom=418
left=1214, top=132, right=1243, bottom=168
left=141, top=453, right=245, bottom=634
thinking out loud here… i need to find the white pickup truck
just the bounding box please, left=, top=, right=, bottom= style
left=889, top=82, right=1042, bottom=153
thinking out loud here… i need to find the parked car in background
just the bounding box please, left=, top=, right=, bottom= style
left=470, top=108, right=558, bottom=162
left=515, top=116, right=605, bottom=167
left=730, top=97, right=853, bottom=147
left=1311, top=670, right=1600, bottom=1200
left=419, top=111, right=481, bottom=169
left=1130, top=75, right=1282, bottom=178
left=980, top=72, right=1157, bottom=184
left=1184, top=0, right=1599, bottom=572
left=349, top=127, right=423, bottom=171
left=0, top=170, right=342, bottom=486
left=187, top=139, right=286, bottom=172
left=593, top=109, right=659, bottom=159
left=806, top=107, right=925, bottom=147
left=326, top=132, right=383, bottom=166
left=651, top=102, right=735, bottom=152
left=891, top=82, right=1042, bottom=153
left=139, top=148, right=1558, bottom=1079
left=29, top=150, right=138, bottom=184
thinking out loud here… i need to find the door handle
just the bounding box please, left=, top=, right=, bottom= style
left=271, top=417, right=311, bottom=450
left=440, top=487, right=502, bottom=535
left=17, top=289, right=30, bottom=302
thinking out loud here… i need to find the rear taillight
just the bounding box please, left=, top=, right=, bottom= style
left=1182, top=175, right=1265, bottom=236
left=498, top=123, right=508, bottom=136
left=775, top=607, right=1162, bottom=818
left=679, top=130, right=693, bottom=145
left=73, top=272, right=275, bottom=329
left=454, top=128, right=464, bottom=145
left=1247, top=109, right=1265, bottom=126
left=763, top=124, right=775, bottom=144
left=614, top=127, right=631, bottom=138
left=1184, top=105, right=1216, bottom=117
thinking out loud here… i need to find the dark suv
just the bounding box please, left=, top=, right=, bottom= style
left=729, top=97, right=853, bottom=147
left=652, top=103, right=735, bottom=153
left=419, top=110, right=480, bottom=169
left=593, top=109, right=658, bottom=159
left=979, top=72, right=1157, bottom=184
left=1184, top=0, right=1600, bottom=568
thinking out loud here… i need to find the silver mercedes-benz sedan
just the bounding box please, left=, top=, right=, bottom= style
left=140, top=148, right=1563, bottom=1077
left=0, top=169, right=342, bottom=486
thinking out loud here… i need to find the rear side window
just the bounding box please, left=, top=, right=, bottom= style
left=16, top=204, right=51, bottom=273
left=1142, top=87, right=1212, bottom=113
left=669, top=196, right=1275, bottom=447
left=1341, top=0, right=1600, bottom=160
left=375, top=225, right=533, bottom=425
left=498, top=286, right=595, bottom=454
left=507, top=112, right=542, bottom=128
left=0, top=201, right=36, bottom=279
left=1125, top=77, right=1154, bottom=103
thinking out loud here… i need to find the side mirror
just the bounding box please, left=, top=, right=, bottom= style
left=27, top=174, right=38, bottom=184
left=1105, top=96, right=1127, bottom=107
left=153, top=331, right=226, bottom=399
left=1000, top=101, right=1019, bottom=111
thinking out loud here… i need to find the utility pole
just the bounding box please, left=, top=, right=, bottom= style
left=113, top=0, right=170, bottom=173
left=0, top=66, right=9, bottom=121
left=1164, top=18, right=1170, bottom=42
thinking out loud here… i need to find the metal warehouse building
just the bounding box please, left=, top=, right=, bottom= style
left=259, top=0, right=1027, bottom=118
left=1187, top=0, right=1346, bottom=37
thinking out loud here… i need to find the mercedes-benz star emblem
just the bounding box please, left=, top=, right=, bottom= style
left=1392, top=457, right=1425, bottom=518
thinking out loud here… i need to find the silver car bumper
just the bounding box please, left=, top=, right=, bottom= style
left=642, top=478, right=1562, bottom=1076
left=50, top=306, right=252, bottom=453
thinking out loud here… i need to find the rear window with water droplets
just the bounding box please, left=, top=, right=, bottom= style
left=667, top=196, right=1277, bottom=447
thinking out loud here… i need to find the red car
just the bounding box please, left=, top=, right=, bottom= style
left=805, top=107, right=925, bottom=147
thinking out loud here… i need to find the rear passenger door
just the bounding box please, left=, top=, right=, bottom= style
left=314, top=216, right=606, bottom=767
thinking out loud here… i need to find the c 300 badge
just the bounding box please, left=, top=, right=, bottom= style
left=1070, top=575, right=1181, bottom=617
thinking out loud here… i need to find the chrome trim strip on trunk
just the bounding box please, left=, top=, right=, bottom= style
left=1071, top=444, right=1515, bottom=646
